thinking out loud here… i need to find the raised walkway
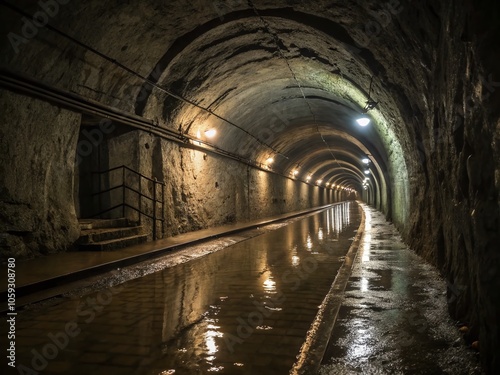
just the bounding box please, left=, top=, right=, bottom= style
left=313, top=204, right=482, bottom=374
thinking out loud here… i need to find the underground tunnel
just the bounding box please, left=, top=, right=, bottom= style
left=0, top=0, right=499, bottom=373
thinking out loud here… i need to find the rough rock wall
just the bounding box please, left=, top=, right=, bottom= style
left=404, top=2, right=500, bottom=372
left=134, top=132, right=334, bottom=238
left=0, top=91, right=80, bottom=259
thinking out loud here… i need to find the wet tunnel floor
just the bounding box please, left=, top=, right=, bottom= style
left=319, top=206, right=482, bottom=375
left=3, top=202, right=360, bottom=375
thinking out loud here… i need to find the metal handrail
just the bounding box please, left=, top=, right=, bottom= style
left=91, top=184, right=159, bottom=203
left=90, top=165, right=166, bottom=240
left=91, top=165, right=159, bottom=184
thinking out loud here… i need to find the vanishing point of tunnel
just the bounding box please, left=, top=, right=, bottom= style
left=0, top=1, right=499, bottom=374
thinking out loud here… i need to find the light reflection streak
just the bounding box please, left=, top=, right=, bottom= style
left=291, top=245, right=300, bottom=266
left=263, top=278, right=276, bottom=292
left=306, top=235, right=313, bottom=250
left=348, top=327, right=374, bottom=361
left=360, top=277, right=368, bottom=292
left=361, top=209, right=372, bottom=262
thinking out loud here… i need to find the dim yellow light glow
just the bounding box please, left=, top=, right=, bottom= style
left=204, top=129, right=217, bottom=138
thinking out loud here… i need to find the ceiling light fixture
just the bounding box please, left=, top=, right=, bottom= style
left=356, top=117, right=370, bottom=127
left=204, top=129, right=217, bottom=138
left=356, top=76, right=378, bottom=127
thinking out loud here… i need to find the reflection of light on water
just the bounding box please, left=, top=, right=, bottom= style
left=333, top=205, right=341, bottom=234
left=318, top=228, right=324, bottom=240
left=159, top=370, right=175, bottom=375
left=306, top=235, right=313, bottom=250
left=362, top=234, right=372, bottom=262
left=291, top=245, right=300, bottom=266
left=234, top=363, right=244, bottom=367
left=205, top=323, right=224, bottom=361
left=330, top=202, right=350, bottom=233
left=208, top=367, right=224, bottom=372
left=365, top=209, right=372, bottom=231
left=347, top=327, right=374, bottom=361
left=256, top=325, right=273, bottom=330
left=360, top=277, right=368, bottom=292
left=264, top=305, right=282, bottom=311
left=206, top=334, right=218, bottom=355
left=361, top=209, right=372, bottom=262
left=263, top=278, right=276, bottom=292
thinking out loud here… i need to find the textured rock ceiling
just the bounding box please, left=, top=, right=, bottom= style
left=1, top=0, right=437, bottom=203
left=132, top=0, right=419, bottom=193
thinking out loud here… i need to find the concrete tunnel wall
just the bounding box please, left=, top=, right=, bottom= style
left=0, top=0, right=499, bottom=372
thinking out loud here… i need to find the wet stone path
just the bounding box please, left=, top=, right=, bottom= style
left=3, top=202, right=360, bottom=375
left=320, top=205, right=483, bottom=375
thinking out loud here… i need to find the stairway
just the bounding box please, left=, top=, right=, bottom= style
left=77, top=218, right=148, bottom=251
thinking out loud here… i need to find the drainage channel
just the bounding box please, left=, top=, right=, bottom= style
left=2, top=202, right=361, bottom=375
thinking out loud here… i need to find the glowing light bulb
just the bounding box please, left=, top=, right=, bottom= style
left=204, top=129, right=217, bottom=138
left=356, top=117, right=370, bottom=126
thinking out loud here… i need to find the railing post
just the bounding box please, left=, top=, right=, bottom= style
left=138, top=175, right=142, bottom=225
left=153, top=178, right=157, bottom=240
left=162, top=182, right=165, bottom=239
left=122, top=166, right=125, bottom=218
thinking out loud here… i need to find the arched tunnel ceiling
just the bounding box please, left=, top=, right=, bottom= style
left=1, top=0, right=421, bottom=198
left=134, top=6, right=409, bottom=194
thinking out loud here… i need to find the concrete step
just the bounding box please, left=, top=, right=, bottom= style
left=79, top=234, right=148, bottom=251
left=78, top=226, right=143, bottom=244
left=79, top=218, right=131, bottom=230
